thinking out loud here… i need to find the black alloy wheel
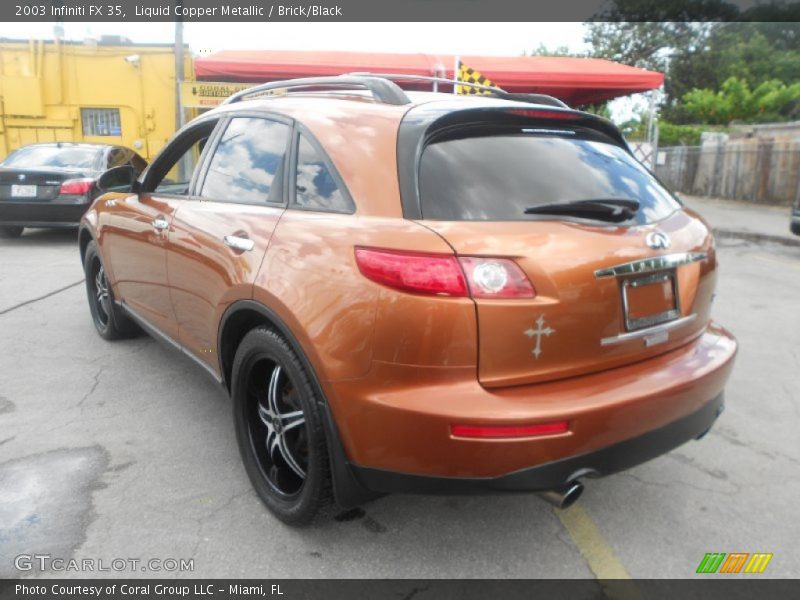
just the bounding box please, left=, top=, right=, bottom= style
left=83, top=240, right=139, bottom=340
left=232, top=327, right=333, bottom=525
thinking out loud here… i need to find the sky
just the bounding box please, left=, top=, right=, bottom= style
left=1, top=22, right=647, bottom=120
left=4, top=22, right=590, bottom=55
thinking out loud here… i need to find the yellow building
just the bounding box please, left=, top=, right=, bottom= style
left=0, top=36, right=193, bottom=161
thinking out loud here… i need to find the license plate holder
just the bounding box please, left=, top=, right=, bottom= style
left=621, top=271, right=680, bottom=331
left=11, top=184, right=37, bottom=198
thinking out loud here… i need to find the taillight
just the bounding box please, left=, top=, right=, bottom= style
left=458, top=257, right=536, bottom=299
left=355, top=247, right=536, bottom=300
left=60, top=178, right=95, bottom=195
left=451, top=421, right=569, bottom=439
left=354, top=247, right=468, bottom=297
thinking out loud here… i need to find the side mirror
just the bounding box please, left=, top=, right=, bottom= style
left=97, top=165, right=137, bottom=193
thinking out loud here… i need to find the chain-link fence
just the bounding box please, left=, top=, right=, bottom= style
left=654, top=142, right=800, bottom=206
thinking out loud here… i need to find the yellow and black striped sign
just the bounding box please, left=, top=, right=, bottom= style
left=456, top=62, right=499, bottom=95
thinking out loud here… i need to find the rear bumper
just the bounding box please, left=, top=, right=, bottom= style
left=0, top=197, right=90, bottom=227
left=353, top=392, right=724, bottom=493
left=327, top=321, right=737, bottom=490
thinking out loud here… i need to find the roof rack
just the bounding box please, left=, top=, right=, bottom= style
left=346, top=72, right=569, bottom=108
left=221, top=75, right=412, bottom=106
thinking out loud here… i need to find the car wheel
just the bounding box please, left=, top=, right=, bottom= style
left=232, top=326, right=333, bottom=525
left=83, top=241, right=139, bottom=340
left=0, top=226, right=23, bottom=238
left=791, top=221, right=800, bottom=236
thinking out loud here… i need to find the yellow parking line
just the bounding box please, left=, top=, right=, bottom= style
left=556, top=502, right=642, bottom=599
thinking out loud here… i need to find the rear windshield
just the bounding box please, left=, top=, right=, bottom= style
left=2, top=146, right=100, bottom=170
left=418, top=130, right=680, bottom=224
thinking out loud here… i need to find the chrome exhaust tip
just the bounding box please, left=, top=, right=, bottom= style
left=537, top=481, right=584, bottom=509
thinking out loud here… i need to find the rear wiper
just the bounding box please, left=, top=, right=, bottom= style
left=523, top=198, right=640, bottom=222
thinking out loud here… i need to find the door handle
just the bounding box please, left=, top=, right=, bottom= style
left=152, top=216, right=169, bottom=231
left=223, top=235, right=255, bottom=252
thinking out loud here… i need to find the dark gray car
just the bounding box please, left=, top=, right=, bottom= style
left=0, top=142, right=146, bottom=238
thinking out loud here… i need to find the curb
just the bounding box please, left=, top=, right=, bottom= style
left=713, top=228, right=800, bottom=248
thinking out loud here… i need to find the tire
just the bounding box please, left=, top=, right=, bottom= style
left=0, top=226, right=23, bottom=238
left=791, top=220, right=800, bottom=236
left=83, top=240, right=139, bottom=340
left=232, top=326, right=333, bottom=525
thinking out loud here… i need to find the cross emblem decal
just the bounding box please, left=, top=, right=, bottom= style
left=523, top=314, right=556, bottom=360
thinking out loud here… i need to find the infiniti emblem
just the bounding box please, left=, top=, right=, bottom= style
left=18, top=174, right=25, bottom=181
left=646, top=231, right=671, bottom=250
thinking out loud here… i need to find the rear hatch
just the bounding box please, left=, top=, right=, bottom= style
left=0, top=168, right=79, bottom=201
left=407, top=106, right=717, bottom=387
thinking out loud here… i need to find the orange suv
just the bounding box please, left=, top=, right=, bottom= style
left=79, top=75, right=737, bottom=524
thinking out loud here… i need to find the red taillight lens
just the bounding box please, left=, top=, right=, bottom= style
left=60, top=178, right=95, bottom=195
left=458, top=257, right=536, bottom=299
left=355, top=247, right=468, bottom=297
left=451, top=421, right=569, bottom=439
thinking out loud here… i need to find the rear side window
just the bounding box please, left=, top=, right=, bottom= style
left=418, top=130, right=680, bottom=224
left=201, top=117, right=290, bottom=204
left=293, top=134, right=352, bottom=212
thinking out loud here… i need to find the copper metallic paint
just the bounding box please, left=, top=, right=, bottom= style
left=82, top=92, right=737, bottom=489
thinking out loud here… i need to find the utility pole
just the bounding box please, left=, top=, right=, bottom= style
left=174, top=14, right=185, bottom=131
left=174, top=10, right=186, bottom=180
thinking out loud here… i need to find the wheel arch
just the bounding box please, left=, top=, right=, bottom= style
left=78, top=225, right=95, bottom=264
left=217, top=299, right=379, bottom=509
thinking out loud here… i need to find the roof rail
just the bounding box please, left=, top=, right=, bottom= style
left=221, top=75, right=412, bottom=106
left=346, top=72, right=569, bottom=108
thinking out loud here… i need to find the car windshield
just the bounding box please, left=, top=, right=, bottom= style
left=2, top=146, right=100, bottom=169
left=419, top=130, right=680, bottom=225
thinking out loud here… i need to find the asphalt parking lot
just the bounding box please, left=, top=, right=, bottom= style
left=1, top=219, right=798, bottom=581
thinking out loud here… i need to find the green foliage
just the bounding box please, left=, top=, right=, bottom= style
left=682, top=77, right=800, bottom=124
left=656, top=122, right=705, bottom=146
left=585, top=1, right=800, bottom=124
left=617, top=115, right=703, bottom=146
left=617, top=118, right=645, bottom=139
left=582, top=103, right=613, bottom=120
left=667, top=25, right=800, bottom=114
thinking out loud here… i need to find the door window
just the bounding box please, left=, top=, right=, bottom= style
left=200, top=118, right=291, bottom=204
left=143, top=120, right=217, bottom=195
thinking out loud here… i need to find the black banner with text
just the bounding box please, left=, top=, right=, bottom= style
left=3, top=0, right=798, bottom=23
left=2, top=579, right=800, bottom=600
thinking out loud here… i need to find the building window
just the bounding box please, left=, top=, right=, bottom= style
left=81, top=108, right=122, bottom=137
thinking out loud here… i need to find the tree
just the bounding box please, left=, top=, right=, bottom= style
left=682, top=77, right=800, bottom=124
left=527, top=44, right=582, bottom=57
left=585, top=0, right=800, bottom=124
left=585, top=0, right=737, bottom=73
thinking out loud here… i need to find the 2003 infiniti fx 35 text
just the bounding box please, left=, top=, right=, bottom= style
left=79, top=74, right=737, bottom=525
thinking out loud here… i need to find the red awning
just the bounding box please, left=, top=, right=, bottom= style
left=194, top=50, right=664, bottom=105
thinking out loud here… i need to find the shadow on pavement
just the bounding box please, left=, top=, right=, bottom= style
left=1, top=227, right=78, bottom=247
